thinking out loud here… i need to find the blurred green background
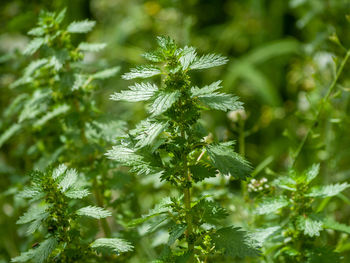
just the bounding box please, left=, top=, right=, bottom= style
left=1, top=0, right=350, bottom=262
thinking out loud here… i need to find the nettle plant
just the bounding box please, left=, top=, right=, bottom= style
left=12, top=165, right=132, bottom=263
left=256, top=164, right=350, bottom=262
left=106, top=36, right=260, bottom=262
left=1, top=8, right=121, bottom=171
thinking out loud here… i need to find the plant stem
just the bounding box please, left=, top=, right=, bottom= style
left=291, top=49, right=350, bottom=167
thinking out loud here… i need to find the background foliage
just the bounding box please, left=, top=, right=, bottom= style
left=1, top=0, right=350, bottom=262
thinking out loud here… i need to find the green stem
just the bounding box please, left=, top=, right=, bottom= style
left=93, top=178, right=111, bottom=237
left=291, top=49, right=350, bottom=167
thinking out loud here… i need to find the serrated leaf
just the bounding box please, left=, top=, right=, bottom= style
left=168, top=224, right=186, bottom=245
left=52, top=164, right=67, bottom=179
left=206, top=141, right=252, bottom=180
left=110, top=82, right=158, bottom=102
left=189, top=162, right=217, bottom=182
left=17, top=205, right=48, bottom=225
left=190, top=53, right=228, bottom=70
left=212, top=226, right=260, bottom=258
left=306, top=247, right=342, bottom=263
left=255, top=196, right=289, bottom=215
left=92, top=66, right=120, bottom=79
left=157, top=36, right=176, bottom=50
left=142, top=51, right=163, bottom=62
left=28, top=27, right=45, bottom=36
left=18, top=89, right=51, bottom=123
left=178, top=46, right=197, bottom=70
left=23, top=59, right=48, bottom=77
left=18, top=186, right=43, bottom=201
left=67, top=20, right=96, bottom=33
left=64, top=188, right=90, bottom=199
left=0, top=123, right=21, bottom=148
left=305, top=163, right=320, bottom=184
left=12, top=237, right=57, bottom=263
left=122, top=65, right=161, bottom=80
left=128, top=197, right=172, bottom=226
left=190, top=81, right=223, bottom=97
left=254, top=226, right=281, bottom=246
left=58, top=168, right=78, bottom=192
left=307, top=183, right=349, bottom=198
left=322, top=218, right=350, bottom=234
left=193, top=199, right=228, bottom=224
left=76, top=206, right=112, bottom=219
left=133, top=119, right=168, bottom=148
left=296, top=215, right=323, bottom=237
left=78, top=42, right=106, bottom=52
left=197, top=92, right=243, bottom=111
left=106, top=145, right=143, bottom=165
left=149, top=91, right=180, bottom=116
left=34, top=104, right=70, bottom=127
left=91, top=238, right=133, bottom=254
left=23, top=38, right=44, bottom=55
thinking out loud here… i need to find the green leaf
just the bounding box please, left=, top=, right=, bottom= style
left=306, top=247, right=342, bottom=263
left=212, top=226, right=260, bottom=258
left=28, top=27, right=45, bottom=36
left=189, top=162, right=217, bottom=182
left=193, top=199, right=228, bottom=224
left=12, top=237, right=57, bottom=263
left=128, top=197, right=172, bottom=226
left=58, top=168, right=78, bottom=192
left=17, top=205, right=48, bottom=225
left=190, top=53, right=228, bottom=70
left=149, top=91, right=181, bottom=116
left=91, top=238, right=133, bottom=254
left=110, top=82, right=158, bottom=102
left=133, top=119, right=168, bottom=148
left=178, top=46, right=197, bottom=70
left=305, top=163, right=320, bottom=184
left=34, top=104, right=70, bottom=127
left=76, top=206, right=112, bottom=219
left=190, top=81, right=223, bottom=96
left=0, top=123, right=21, bottom=148
left=106, top=145, right=143, bottom=165
left=64, top=188, right=90, bottom=199
left=296, top=215, right=323, bottom=237
left=322, top=218, right=350, bottom=234
left=23, top=59, right=48, bottom=77
left=52, top=164, right=67, bottom=179
left=78, top=42, right=106, bottom=52
left=307, top=183, right=350, bottom=198
left=67, top=20, right=96, bottom=33
left=168, top=224, right=186, bottom=245
left=254, top=226, right=280, bottom=246
left=206, top=142, right=252, bottom=180
left=142, top=51, right=163, bottom=62
left=196, top=92, right=243, bottom=111
left=122, top=65, right=161, bottom=80
left=18, top=89, right=50, bottom=123
left=255, top=196, right=289, bottom=215
left=92, top=66, right=120, bottom=79
left=23, top=38, right=44, bottom=55
left=157, top=36, right=176, bottom=51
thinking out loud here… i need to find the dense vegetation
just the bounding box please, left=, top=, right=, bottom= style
left=1, top=1, right=350, bottom=262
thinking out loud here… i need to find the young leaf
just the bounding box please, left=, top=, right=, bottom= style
left=196, top=92, right=243, bottom=111
left=149, top=91, right=181, bottom=116
left=23, top=38, right=44, bottom=55
left=0, top=123, right=21, bottom=148
left=206, top=142, right=252, bottom=180
left=34, top=104, right=70, bottom=127
left=91, top=238, right=133, bottom=254
left=178, top=46, right=197, bottom=70
left=122, top=65, right=161, bottom=80
left=322, top=218, right=350, bottom=234
left=212, top=226, right=260, bottom=258
left=92, top=66, right=120, bottom=79
left=168, top=224, right=187, bottom=245
left=110, top=82, right=158, bottom=102
left=67, top=20, right=96, bottom=33
left=307, top=183, right=350, bottom=198
left=305, top=163, right=320, bottom=184
left=255, top=196, right=289, bottom=215
left=296, top=215, right=323, bottom=237
left=133, top=119, right=168, bottom=148
left=58, top=168, right=78, bottom=192
left=76, top=206, right=112, bottom=219
left=190, top=53, right=228, bottom=70
left=190, top=81, right=223, bottom=96
left=78, top=42, right=106, bottom=52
